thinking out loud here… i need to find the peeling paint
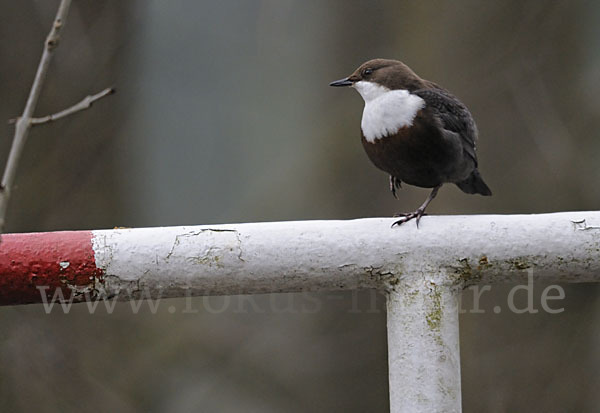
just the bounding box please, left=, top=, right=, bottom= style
left=478, top=255, right=490, bottom=269
left=506, top=257, right=532, bottom=270
left=572, top=219, right=600, bottom=231
left=365, top=265, right=402, bottom=291
left=66, top=275, right=104, bottom=299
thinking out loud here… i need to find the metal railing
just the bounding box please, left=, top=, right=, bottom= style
left=1, top=211, right=599, bottom=412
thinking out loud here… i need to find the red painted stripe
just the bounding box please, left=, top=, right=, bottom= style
left=0, top=231, right=103, bottom=306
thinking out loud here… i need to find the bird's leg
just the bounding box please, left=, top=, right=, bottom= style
left=389, top=176, right=401, bottom=200
left=392, top=185, right=442, bottom=228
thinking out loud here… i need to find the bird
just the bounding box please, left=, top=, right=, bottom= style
left=330, top=58, right=491, bottom=227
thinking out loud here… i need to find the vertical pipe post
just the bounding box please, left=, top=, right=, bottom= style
left=386, top=278, right=462, bottom=413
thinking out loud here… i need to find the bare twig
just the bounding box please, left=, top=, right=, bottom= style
left=23, top=87, right=115, bottom=125
left=0, top=0, right=113, bottom=235
left=0, top=0, right=72, bottom=234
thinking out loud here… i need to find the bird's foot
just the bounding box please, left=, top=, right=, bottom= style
left=393, top=211, right=428, bottom=218
left=391, top=209, right=427, bottom=228
left=391, top=185, right=440, bottom=229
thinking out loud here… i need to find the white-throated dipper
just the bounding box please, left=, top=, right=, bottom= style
left=330, top=58, right=491, bottom=227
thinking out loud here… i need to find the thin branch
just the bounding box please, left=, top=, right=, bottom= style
left=0, top=0, right=110, bottom=236
left=17, top=87, right=115, bottom=125
left=0, top=0, right=72, bottom=234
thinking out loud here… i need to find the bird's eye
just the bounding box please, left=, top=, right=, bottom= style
left=363, top=68, right=373, bottom=76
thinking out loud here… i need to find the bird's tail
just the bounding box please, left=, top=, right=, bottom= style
left=456, top=169, right=492, bottom=196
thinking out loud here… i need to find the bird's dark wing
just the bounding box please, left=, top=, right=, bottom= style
left=413, top=87, right=478, bottom=165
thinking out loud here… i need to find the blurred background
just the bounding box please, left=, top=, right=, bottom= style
left=0, top=0, right=599, bottom=411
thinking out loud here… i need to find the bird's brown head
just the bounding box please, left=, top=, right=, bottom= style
left=330, top=59, right=426, bottom=93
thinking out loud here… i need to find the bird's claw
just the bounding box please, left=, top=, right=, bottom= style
left=393, top=211, right=428, bottom=218
left=391, top=185, right=439, bottom=229
left=391, top=209, right=427, bottom=228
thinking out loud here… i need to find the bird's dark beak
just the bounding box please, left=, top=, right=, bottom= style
left=329, top=77, right=354, bottom=87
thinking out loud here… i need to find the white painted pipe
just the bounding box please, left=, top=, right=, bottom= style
left=387, top=283, right=461, bottom=413
left=89, top=211, right=600, bottom=300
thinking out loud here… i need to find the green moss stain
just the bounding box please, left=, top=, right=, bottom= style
left=424, top=283, right=445, bottom=347
left=425, top=284, right=443, bottom=332
left=405, top=288, right=419, bottom=305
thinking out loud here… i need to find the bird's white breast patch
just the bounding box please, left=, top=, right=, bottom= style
left=353, top=81, right=425, bottom=143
